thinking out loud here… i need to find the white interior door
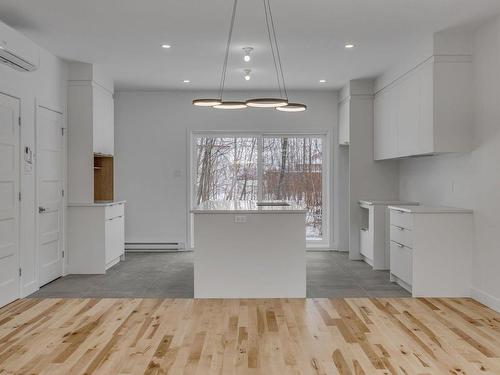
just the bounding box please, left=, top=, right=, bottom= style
left=0, top=93, right=20, bottom=308
left=37, top=106, right=64, bottom=286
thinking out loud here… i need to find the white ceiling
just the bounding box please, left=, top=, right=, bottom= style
left=1, top=0, right=499, bottom=91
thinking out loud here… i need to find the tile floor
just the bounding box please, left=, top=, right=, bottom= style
left=29, top=251, right=410, bottom=298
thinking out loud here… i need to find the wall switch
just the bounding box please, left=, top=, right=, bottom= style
left=234, top=215, right=247, bottom=223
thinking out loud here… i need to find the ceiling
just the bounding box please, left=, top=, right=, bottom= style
left=1, top=0, right=499, bottom=91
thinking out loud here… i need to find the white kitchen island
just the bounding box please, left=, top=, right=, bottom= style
left=192, top=201, right=307, bottom=298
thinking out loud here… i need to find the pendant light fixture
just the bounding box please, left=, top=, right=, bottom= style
left=192, top=0, right=306, bottom=112
left=276, top=103, right=307, bottom=112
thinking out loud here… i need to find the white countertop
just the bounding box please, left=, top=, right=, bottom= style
left=388, top=205, right=473, bottom=214
left=68, top=200, right=126, bottom=207
left=191, top=200, right=307, bottom=214
left=359, top=200, right=419, bottom=206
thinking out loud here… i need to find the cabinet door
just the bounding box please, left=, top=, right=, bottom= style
left=338, top=100, right=349, bottom=145
left=105, top=216, right=124, bottom=264
left=390, top=241, right=412, bottom=285
left=374, top=89, right=397, bottom=159
left=93, top=85, right=114, bottom=156
left=374, top=93, right=384, bottom=159
left=418, top=61, right=434, bottom=154
left=396, top=73, right=420, bottom=157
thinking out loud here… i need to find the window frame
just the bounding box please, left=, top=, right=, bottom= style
left=187, top=130, right=332, bottom=249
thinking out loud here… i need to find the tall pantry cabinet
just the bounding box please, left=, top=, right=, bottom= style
left=67, top=62, right=125, bottom=274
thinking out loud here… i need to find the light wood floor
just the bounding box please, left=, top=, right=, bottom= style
left=1, top=298, right=500, bottom=374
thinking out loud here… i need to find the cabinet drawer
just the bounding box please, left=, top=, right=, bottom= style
left=105, top=203, right=124, bottom=220
left=390, top=241, right=412, bottom=285
left=390, top=225, right=413, bottom=249
left=390, top=209, right=413, bottom=230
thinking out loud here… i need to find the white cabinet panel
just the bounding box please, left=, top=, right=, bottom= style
left=374, top=57, right=471, bottom=160
left=418, top=61, right=434, bottom=153
left=105, top=215, right=124, bottom=265
left=390, top=241, right=412, bottom=285
left=389, top=205, right=473, bottom=297
left=397, top=73, right=420, bottom=157
left=374, top=88, right=398, bottom=159
left=390, top=208, right=413, bottom=230
left=390, top=225, right=413, bottom=248
left=93, top=85, right=114, bottom=156
left=68, top=202, right=125, bottom=274
left=338, top=100, right=349, bottom=145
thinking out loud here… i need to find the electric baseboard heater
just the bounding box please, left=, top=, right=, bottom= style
left=125, top=242, right=185, bottom=251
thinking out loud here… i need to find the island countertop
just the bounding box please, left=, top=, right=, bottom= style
left=191, top=200, right=307, bottom=214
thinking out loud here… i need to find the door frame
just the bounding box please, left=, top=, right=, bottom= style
left=0, top=91, right=22, bottom=304
left=35, top=103, right=67, bottom=287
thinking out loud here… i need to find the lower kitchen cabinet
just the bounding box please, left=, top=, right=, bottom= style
left=358, top=200, right=418, bottom=270
left=68, top=201, right=125, bottom=274
left=388, top=205, right=473, bottom=297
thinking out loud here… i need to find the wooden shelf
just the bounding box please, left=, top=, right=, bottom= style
left=94, top=155, right=114, bottom=201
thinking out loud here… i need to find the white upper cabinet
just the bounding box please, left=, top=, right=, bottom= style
left=68, top=62, right=115, bottom=203
left=338, top=99, right=350, bottom=145
left=374, top=56, right=472, bottom=160
left=92, top=84, right=114, bottom=156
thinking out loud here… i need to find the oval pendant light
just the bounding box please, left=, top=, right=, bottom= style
left=213, top=101, right=248, bottom=109
left=246, top=98, right=288, bottom=108
left=276, top=103, right=307, bottom=112
left=192, top=99, right=222, bottom=107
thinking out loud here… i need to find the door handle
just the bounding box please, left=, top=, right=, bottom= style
left=39, top=207, right=46, bottom=213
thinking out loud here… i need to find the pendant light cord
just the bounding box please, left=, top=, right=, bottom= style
left=263, top=0, right=283, bottom=99
left=219, top=0, right=239, bottom=101
left=266, top=0, right=288, bottom=101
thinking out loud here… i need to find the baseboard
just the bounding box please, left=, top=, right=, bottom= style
left=471, top=287, right=500, bottom=313
left=21, top=280, right=39, bottom=298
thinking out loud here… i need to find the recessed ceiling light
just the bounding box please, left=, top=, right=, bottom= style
left=162, top=44, right=172, bottom=49
left=319, top=79, right=326, bottom=83
left=183, top=79, right=190, bottom=83
left=345, top=44, right=355, bottom=49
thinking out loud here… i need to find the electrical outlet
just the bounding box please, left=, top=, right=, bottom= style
left=234, top=215, right=247, bottom=223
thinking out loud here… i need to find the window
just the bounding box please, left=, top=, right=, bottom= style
left=262, top=137, right=323, bottom=240
left=195, top=137, right=258, bottom=204
left=191, top=132, right=330, bottom=245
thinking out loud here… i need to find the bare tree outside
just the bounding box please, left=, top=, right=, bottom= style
left=196, top=137, right=258, bottom=205
left=195, top=136, right=324, bottom=240
left=262, top=137, right=323, bottom=240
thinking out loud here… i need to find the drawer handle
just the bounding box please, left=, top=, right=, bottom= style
left=107, top=215, right=123, bottom=221
left=395, top=225, right=405, bottom=231
left=393, top=241, right=405, bottom=248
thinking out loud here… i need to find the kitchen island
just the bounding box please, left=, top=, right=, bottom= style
left=192, top=201, right=307, bottom=298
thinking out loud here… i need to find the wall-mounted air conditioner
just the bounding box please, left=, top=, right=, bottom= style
left=0, top=21, right=39, bottom=72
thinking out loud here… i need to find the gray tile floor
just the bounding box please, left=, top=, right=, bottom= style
left=30, top=251, right=410, bottom=298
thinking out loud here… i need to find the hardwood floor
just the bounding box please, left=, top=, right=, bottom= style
left=1, top=298, right=499, bottom=374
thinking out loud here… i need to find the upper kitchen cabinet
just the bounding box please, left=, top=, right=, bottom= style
left=374, top=56, right=472, bottom=160
left=68, top=62, right=115, bottom=203
left=338, top=98, right=350, bottom=145
left=92, top=84, right=114, bottom=156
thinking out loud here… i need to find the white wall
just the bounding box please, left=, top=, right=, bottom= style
left=0, top=21, right=68, bottom=296
left=344, top=80, right=399, bottom=260
left=399, top=16, right=500, bottom=310
left=115, top=90, right=340, bottom=249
